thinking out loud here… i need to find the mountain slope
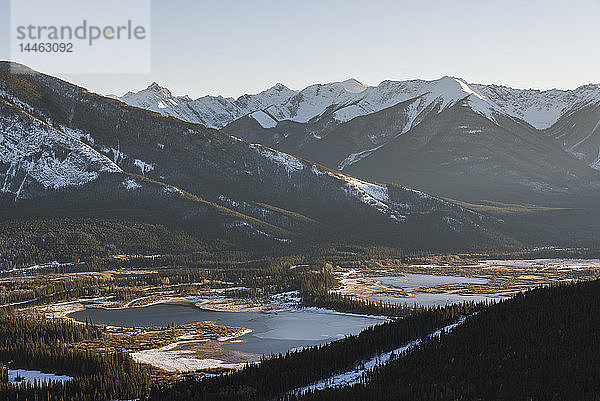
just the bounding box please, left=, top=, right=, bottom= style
left=0, top=96, right=121, bottom=200
left=218, top=79, right=600, bottom=206
left=119, top=76, right=600, bottom=134
left=221, top=77, right=503, bottom=166
left=470, top=83, right=600, bottom=129
left=120, top=81, right=296, bottom=129
left=0, top=62, right=507, bottom=251
left=343, top=100, right=600, bottom=205
left=120, top=76, right=600, bottom=172
left=120, top=76, right=503, bottom=131
left=544, top=100, right=600, bottom=170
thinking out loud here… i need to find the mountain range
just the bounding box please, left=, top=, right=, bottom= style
left=120, top=77, right=600, bottom=207
left=3, top=61, right=600, bottom=254
left=0, top=62, right=508, bottom=255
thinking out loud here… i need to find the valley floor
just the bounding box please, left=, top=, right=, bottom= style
left=3, top=257, right=598, bottom=383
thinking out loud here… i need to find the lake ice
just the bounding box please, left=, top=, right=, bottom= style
left=69, top=303, right=387, bottom=355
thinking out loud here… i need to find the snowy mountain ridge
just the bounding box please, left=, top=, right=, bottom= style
left=0, top=61, right=506, bottom=251
left=118, top=77, right=600, bottom=131
left=470, top=83, right=600, bottom=129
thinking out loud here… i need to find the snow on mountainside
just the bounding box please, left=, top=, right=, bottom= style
left=338, top=76, right=500, bottom=124
left=0, top=61, right=517, bottom=251
left=470, top=83, right=600, bottom=129
left=119, top=77, right=600, bottom=132
left=121, top=81, right=296, bottom=129
left=121, top=82, right=192, bottom=111
left=119, top=77, right=502, bottom=128
left=250, top=110, right=277, bottom=128
left=266, top=78, right=370, bottom=123
left=118, top=76, right=600, bottom=180
left=0, top=96, right=121, bottom=199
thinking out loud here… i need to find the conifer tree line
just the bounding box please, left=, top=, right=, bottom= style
left=143, top=280, right=600, bottom=400
left=145, top=301, right=482, bottom=401
left=3, top=215, right=599, bottom=400
left=0, top=255, right=329, bottom=306
left=0, top=215, right=407, bottom=272
left=291, top=279, right=600, bottom=401
left=0, top=308, right=153, bottom=400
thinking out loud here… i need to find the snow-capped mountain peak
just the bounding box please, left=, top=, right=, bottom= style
left=121, top=82, right=191, bottom=111
left=117, top=76, right=600, bottom=132
left=470, top=82, right=600, bottom=129
left=265, top=82, right=293, bottom=94
left=147, top=81, right=166, bottom=91
left=429, top=76, right=500, bottom=122
left=241, top=83, right=296, bottom=106
left=331, top=76, right=501, bottom=126
left=341, top=78, right=368, bottom=93
left=422, top=76, right=487, bottom=105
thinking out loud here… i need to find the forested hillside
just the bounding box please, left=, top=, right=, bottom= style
left=129, top=280, right=600, bottom=401
left=0, top=309, right=152, bottom=401
left=296, top=280, right=600, bottom=401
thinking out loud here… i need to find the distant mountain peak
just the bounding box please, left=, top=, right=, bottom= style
left=341, top=78, right=368, bottom=93
left=271, top=82, right=290, bottom=91
left=0, top=61, right=504, bottom=250
left=145, top=82, right=173, bottom=97
left=439, top=75, right=461, bottom=81
left=119, top=82, right=189, bottom=112
left=258, top=83, right=295, bottom=98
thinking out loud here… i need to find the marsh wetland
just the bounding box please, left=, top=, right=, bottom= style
left=4, top=257, right=600, bottom=377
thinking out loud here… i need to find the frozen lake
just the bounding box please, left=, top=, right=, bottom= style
left=69, top=303, right=387, bottom=355
left=361, top=273, right=502, bottom=307
left=375, top=273, right=489, bottom=289
left=7, top=368, right=72, bottom=385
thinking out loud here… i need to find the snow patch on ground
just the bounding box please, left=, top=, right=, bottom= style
left=591, top=147, right=600, bottom=170
left=338, top=145, right=385, bottom=170
left=122, top=178, right=141, bottom=190
left=0, top=100, right=121, bottom=195
left=133, top=159, right=154, bottom=176
left=225, top=220, right=290, bottom=243
left=334, top=173, right=388, bottom=203
left=290, top=317, right=466, bottom=395
left=250, top=110, right=278, bottom=128
left=250, top=144, right=304, bottom=174
left=344, top=176, right=389, bottom=202
left=329, top=172, right=408, bottom=221
left=111, top=147, right=124, bottom=164
left=333, top=104, right=366, bottom=123
left=131, top=341, right=248, bottom=372
left=61, top=127, right=95, bottom=144
left=310, top=164, right=325, bottom=175
left=443, top=216, right=463, bottom=232
left=162, top=186, right=183, bottom=195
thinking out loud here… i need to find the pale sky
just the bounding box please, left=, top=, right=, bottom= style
left=1, top=0, right=600, bottom=98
